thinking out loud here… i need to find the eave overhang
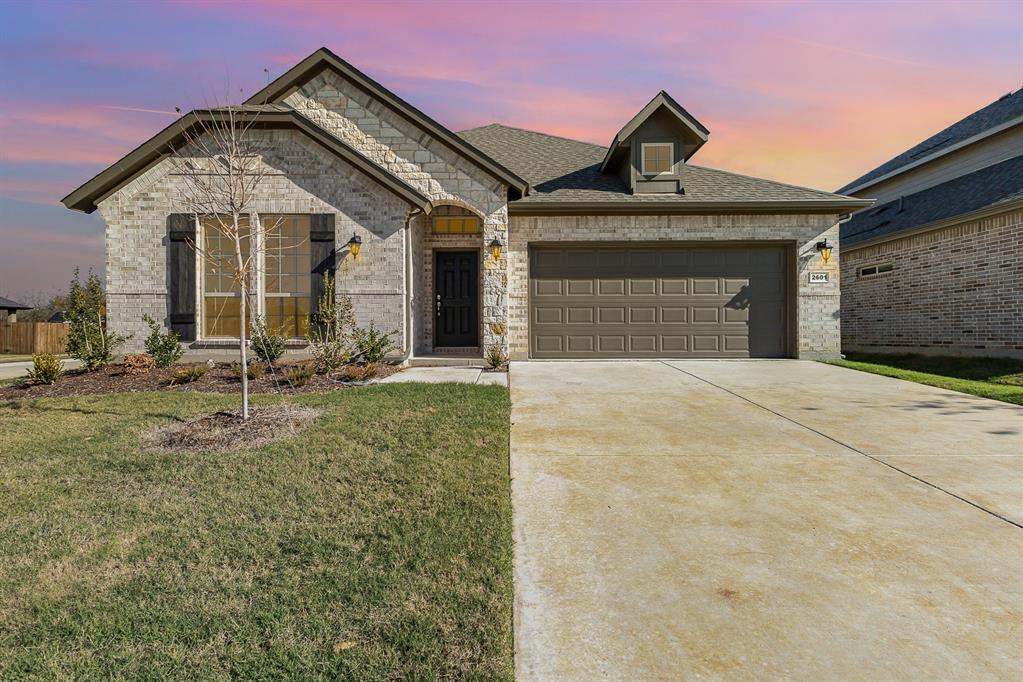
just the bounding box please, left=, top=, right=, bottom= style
left=61, top=109, right=433, bottom=214
left=508, top=198, right=874, bottom=216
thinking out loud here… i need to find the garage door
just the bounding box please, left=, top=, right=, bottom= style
left=529, top=244, right=789, bottom=358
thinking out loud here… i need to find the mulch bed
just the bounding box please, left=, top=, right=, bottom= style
left=144, top=405, right=321, bottom=453
left=0, top=361, right=398, bottom=400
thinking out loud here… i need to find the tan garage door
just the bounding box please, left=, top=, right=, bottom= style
left=529, top=244, right=789, bottom=358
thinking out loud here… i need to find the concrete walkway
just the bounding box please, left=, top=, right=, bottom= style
left=378, top=365, right=507, bottom=386
left=511, top=360, right=1023, bottom=680
left=0, top=358, right=82, bottom=380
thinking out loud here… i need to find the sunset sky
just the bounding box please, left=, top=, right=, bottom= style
left=1, top=0, right=1020, bottom=300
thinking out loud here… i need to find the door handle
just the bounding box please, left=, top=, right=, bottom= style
left=437, top=299, right=441, bottom=316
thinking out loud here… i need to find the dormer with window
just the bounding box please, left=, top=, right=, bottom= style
left=600, top=91, right=710, bottom=195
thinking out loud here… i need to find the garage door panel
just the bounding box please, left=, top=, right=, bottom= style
left=529, top=245, right=788, bottom=358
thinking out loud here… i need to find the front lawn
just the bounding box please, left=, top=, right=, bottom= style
left=827, top=352, right=1023, bottom=405
left=0, top=384, right=512, bottom=679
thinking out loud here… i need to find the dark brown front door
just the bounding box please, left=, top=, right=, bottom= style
left=435, top=250, right=479, bottom=347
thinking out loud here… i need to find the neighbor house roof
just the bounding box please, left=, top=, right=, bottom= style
left=62, top=106, right=432, bottom=213
left=840, top=155, right=1023, bottom=249
left=839, top=88, right=1023, bottom=195
left=0, top=295, right=31, bottom=311
left=245, top=47, right=529, bottom=196
left=459, top=124, right=870, bottom=214
left=598, top=91, right=710, bottom=172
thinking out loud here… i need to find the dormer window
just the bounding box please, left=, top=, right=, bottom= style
left=641, top=142, right=673, bottom=175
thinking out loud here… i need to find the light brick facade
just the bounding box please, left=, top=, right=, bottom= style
left=507, top=214, right=842, bottom=360
left=94, top=62, right=848, bottom=362
left=841, top=208, right=1023, bottom=359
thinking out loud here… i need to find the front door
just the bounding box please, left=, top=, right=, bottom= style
left=435, top=250, right=479, bottom=347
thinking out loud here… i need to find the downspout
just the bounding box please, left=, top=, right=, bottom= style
left=398, top=207, right=422, bottom=364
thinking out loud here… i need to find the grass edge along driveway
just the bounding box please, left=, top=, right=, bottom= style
left=0, top=383, right=513, bottom=680
left=826, top=352, right=1023, bottom=406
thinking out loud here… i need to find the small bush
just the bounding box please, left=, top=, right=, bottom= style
left=169, top=365, right=207, bottom=385
left=25, top=353, right=62, bottom=385
left=251, top=316, right=287, bottom=365
left=233, top=362, right=266, bottom=381
left=142, top=315, right=184, bottom=368
left=65, top=269, right=129, bottom=370
left=336, top=363, right=380, bottom=383
left=310, top=272, right=357, bottom=372
left=353, top=322, right=395, bottom=364
left=485, top=340, right=509, bottom=369
left=122, top=353, right=157, bottom=375
left=285, top=363, right=316, bottom=387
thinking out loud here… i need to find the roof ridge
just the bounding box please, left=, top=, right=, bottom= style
left=687, top=164, right=852, bottom=200
left=460, top=122, right=608, bottom=150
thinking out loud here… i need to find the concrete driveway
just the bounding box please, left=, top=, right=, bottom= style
left=510, top=360, right=1023, bottom=680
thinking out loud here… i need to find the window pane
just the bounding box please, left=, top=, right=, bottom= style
left=643, top=144, right=672, bottom=173
left=261, top=214, right=311, bottom=338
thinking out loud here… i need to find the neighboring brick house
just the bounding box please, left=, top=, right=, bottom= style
left=63, top=47, right=867, bottom=361
left=838, top=89, right=1023, bottom=359
left=0, top=295, right=31, bottom=323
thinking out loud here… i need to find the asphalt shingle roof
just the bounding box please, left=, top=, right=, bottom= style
left=839, top=88, right=1023, bottom=193
left=0, top=295, right=31, bottom=310
left=840, top=155, right=1023, bottom=247
left=458, top=123, right=854, bottom=205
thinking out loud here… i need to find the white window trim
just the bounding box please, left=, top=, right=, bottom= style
left=640, top=142, right=674, bottom=176
left=857, top=262, right=894, bottom=278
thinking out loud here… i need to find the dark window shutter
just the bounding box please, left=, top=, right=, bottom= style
left=167, top=214, right=196, bottom=342
left=310, top=214, right=336, bottom=333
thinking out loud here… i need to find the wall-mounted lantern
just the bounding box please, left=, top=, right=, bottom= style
left=346, top=233, right=362, bottom=258
left=489, top=238, right=503, bottom=261
left=815, top=240, right=833, bottom=264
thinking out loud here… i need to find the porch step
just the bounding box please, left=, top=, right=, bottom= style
left=408, top=356, right=485, bottom=368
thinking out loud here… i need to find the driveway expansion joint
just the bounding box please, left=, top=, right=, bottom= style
left=660, top=361, right=1023, bottom=531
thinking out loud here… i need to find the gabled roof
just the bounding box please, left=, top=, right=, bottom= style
left=460, top=124, right=871, bottom=214
left=62, top=106, right=432, bottom=214
left=840, top=154, right=1023, bottom=249
left=0, top=295, right=31, bottom=311
left=839, top=87, right=1023, bottom=195
left=599, top=91, right=710, bottom=173
left=246, top=47, right=529, bottom=196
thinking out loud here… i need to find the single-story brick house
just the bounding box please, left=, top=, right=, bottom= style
left=838, top=88, right=1023, bottom=359
left=0, top=295, right=32, bottom=323
left=63, top=47, right=869, bottom=361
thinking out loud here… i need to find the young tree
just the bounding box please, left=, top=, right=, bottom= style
left=172, top=105, right=284, bottom=419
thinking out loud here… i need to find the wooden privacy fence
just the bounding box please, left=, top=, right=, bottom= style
left=1, top=322, right=69, bottom=355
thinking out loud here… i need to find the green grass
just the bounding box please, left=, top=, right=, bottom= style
left=0, top=385, right=512, bottom=679
left=827, top=352, right=1023, bottom=405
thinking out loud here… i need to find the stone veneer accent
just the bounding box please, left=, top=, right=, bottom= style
left=841, top=208, right=1022, bottom=359
left=506, top=214, right=842, bottom=360
left=283, top=69, right=508, bottom=352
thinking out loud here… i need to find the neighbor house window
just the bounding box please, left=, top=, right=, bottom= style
left=858, top=262, right=894, bottom=278
left=201, top=214, right=313, bottom=339
left=641, top=142, right=673, bottom=174
left=432, top=213, right=481, bottom=234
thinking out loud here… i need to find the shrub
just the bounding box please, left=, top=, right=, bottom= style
left=485, top=340, right=509, bottom=369
left=122, top=353, right=157, bottom=375
left=169, top=365, right=207, bottom=385
left=335, top=363, right=381, bottom=383
left=353, top=322, right=395, bottom=364
left=285, top=363, right=316, bottom=387
left=65, top=269, right=129, bottom=370
left=309, top=272, right=357, bottom=372
left=142, top=315, right=184, bottom=368
left=25, top=353, right=62, bottom=385
left=233, top=361, right=266, bottom=381
left=251, top=316, right=287, bottom=365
